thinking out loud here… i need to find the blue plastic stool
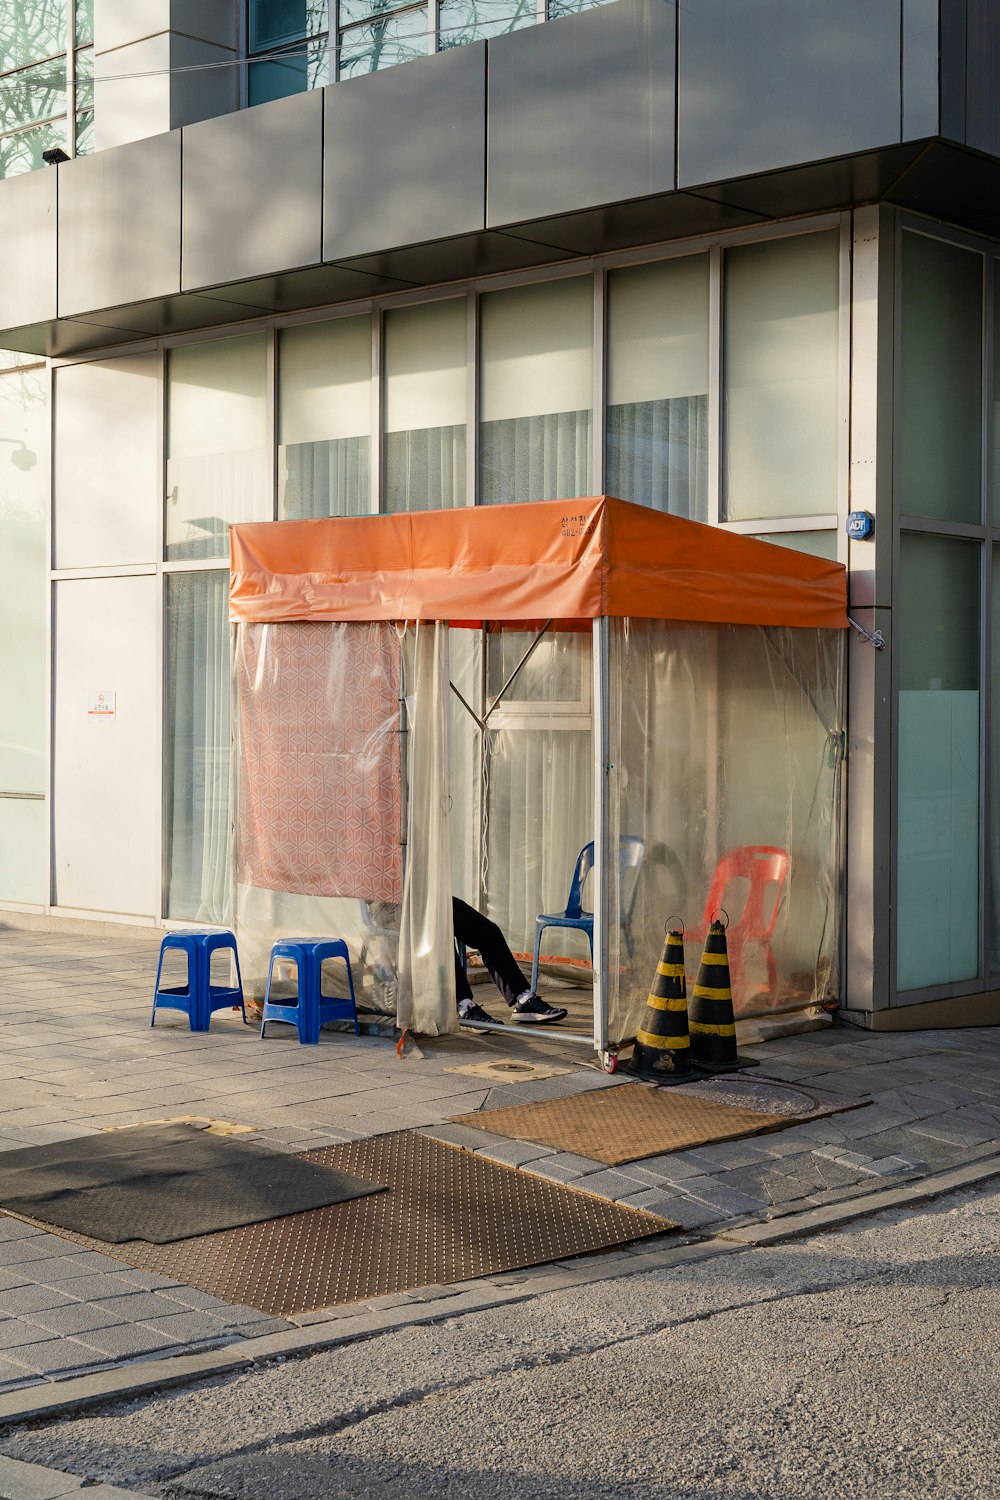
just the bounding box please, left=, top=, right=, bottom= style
left=151, top=929, right=247, bottom=1033
left=260, top=939, right=360, bottom=1045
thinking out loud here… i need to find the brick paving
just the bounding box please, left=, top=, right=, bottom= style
left=0, top=921, right=999, bottom=1394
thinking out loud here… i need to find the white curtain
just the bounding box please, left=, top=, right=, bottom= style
left=398, top=622, right=456, bottom=1034
left=165, top=570, right=231, bottom=922
left=280, top=437, right=371, bottom=518
left=605, top=396, right=709, bottom=519
left=479, top=411, right=592, bottom=505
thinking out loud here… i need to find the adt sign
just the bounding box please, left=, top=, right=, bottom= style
left=846, top=510, right=875, bottom=541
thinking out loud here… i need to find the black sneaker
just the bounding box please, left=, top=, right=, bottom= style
left=510, top=994, right=568, bottom=1025
left=458, top=1001, right=503, bottom=1030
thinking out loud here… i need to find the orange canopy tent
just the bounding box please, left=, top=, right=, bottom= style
left=229, top=494, right=847, bottom=630
left=229, top=497, right=847, bottom=1061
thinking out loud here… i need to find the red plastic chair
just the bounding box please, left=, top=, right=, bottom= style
left=690, top=846, right=790, bottom=1003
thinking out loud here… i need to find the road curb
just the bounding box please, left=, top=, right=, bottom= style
left=0, top=1152, right=997, bottom=1432
left=0, top=1449, right=154, bottom=1498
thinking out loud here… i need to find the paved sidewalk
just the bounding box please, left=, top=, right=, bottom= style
left=0, top=922, right=998, bottom=1401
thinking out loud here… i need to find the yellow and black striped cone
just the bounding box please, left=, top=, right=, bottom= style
left=688, top=920, right=757, bottom=1073
left=627, top=929, right=695, bottom=1084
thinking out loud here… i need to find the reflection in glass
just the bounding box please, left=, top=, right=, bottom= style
left=724, top=231, right=839, bottom=521
left=166, top=336, right=270, bottom=561
left=900, top=232, right=983, bottom=524
left=248, top=36, right=330, bottom=103
left=75, top=0, right=94, bottom=47
left=338, top=2, right=428, bottom=77
left=547, top=0, right=604, bottom=14
left=250, top=0, right=329, bottom=49
left=0, top=57, right=67, bottom=130
left=74, top=43, right=92, bottom=113
left=479, top=277, right=593, bottom=504
left=165, top=571, right=231, bottom=922
left=74, top=108, right=93, bottom=156
left=1, top=0, right=66, bottom=71
left=278, top=318, right=371, bottom=519
left=606, top=256, right=709, bottom=520
left=897, top=533, right=980, bottom=990
left=0, top=117, right=67, bottom=179
left=439, top=0, right=536, bottom=48
left=384, top=300, right=466, bottom=513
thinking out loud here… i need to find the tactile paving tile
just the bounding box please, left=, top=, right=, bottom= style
left=11, top=1132, right=670, bottom=1318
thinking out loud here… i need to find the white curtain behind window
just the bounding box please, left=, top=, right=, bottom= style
left=165, top=570, right=231, bottom=922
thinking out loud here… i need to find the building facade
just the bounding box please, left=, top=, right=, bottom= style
left=1, top=0, right=999, bottom=1029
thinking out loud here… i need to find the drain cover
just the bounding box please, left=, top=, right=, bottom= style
left=444, top=1058, right=571, bottom=1082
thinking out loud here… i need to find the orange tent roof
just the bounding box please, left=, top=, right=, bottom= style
left=229, top=496, right=847, bottom=630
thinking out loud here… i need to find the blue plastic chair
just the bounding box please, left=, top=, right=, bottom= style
left=530, top=837, right=645, bottom=991
left=151, top=928, right=246, bottom=1033
left=260, top=939, right=360, bottom=1045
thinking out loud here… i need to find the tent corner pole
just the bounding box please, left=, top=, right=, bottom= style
left=592, top=617, right=611, bottom=1062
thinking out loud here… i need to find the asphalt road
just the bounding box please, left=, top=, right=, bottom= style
left=1, top=1183, right=997, bottom=1500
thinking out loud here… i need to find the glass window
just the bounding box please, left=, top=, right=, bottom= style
left=384, top=300, right=466, bottom=513
left=439, top=0, right=536, bottom=49
left=248, top=1, right=329, bottom=99
left=165, top=571, right=231, bottom=922
left=0, top=363, right=48, bottom=903
left=338, top=1, right=428, bottom=77
left=723, top=230, right=840, bottom=522
left=0, top=57, right=68, bottom=130
left=0, top=118, right=68, bottom=179
left=1, top=1, right=66, bottom=72
left=166, top=335, right=270, bottom=561
left=897, top=533, right=980, bottom=991
left=548, top=0, right=605, bottom=15
left=479, top=277, right=593, bottom=505
left=75, top=0, right=94, bottom=47
left=278, top=317, right=371, bottom=519
left=752, top=530, right=838, bottom=560
left=900, top=232, right=983, bottom=524
left=606, top=256, right=709, bottom=521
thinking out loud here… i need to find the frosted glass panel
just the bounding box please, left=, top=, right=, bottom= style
left=900, top=233, right=982, bottom=524
left=0, top=800, right=46, bottom=905
left=165, top=572, right=231, bottom=923
left=166, top=336, right=269, bottom=560
left=279, top=318, right=371, bottom=519
left=724, top=231, right=839, bottom=521
left=384, top=299, right=466, bottom=512
left=480, top=278, right=592, bottom=504
left=607, top=256, right=709, bottom=519
left=897, top=534, right=980, bottom=991
left=753, top=530, right=838, bottom=560
left=0, top=365, right=47, bottom=797
left=55, top=353, right=160, bottom=569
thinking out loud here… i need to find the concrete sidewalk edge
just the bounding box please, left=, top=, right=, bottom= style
left=0, top=1151, right=998, bottom=1432
left=0, top=1449, right=154, bottom=1498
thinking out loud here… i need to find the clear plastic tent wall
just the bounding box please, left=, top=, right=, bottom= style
left=232, top=619, right=455, bottom=1035
left=603, top=620, right=845, bottom=1048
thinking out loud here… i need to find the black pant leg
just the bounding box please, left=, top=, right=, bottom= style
left=452, top=898, right=531, bottom=1008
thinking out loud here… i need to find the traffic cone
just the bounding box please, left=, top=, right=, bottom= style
left=627, top=928, right=695, bottom=1084
left=688, top=920, right=757, bottom=1072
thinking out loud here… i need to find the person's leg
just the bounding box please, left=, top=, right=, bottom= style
left=453, top=937, right=473, bottom=1006
left=452, top=898, right=531, bottom=1009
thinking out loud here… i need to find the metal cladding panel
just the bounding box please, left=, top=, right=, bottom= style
left=324, top=46, right=487, bottom=262
left=182, top=89, right=323, bottom=291
left=964, top=0, right=1000, bottom=157
left=487, top=0, right=676, bottom=228
left=902, top=0, right=940, bottom=141
left=57, top=133, right=181, bottom=318
left=0, top=169, right=56, bottom=330
left=678, top=0, right=903, bottom=189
